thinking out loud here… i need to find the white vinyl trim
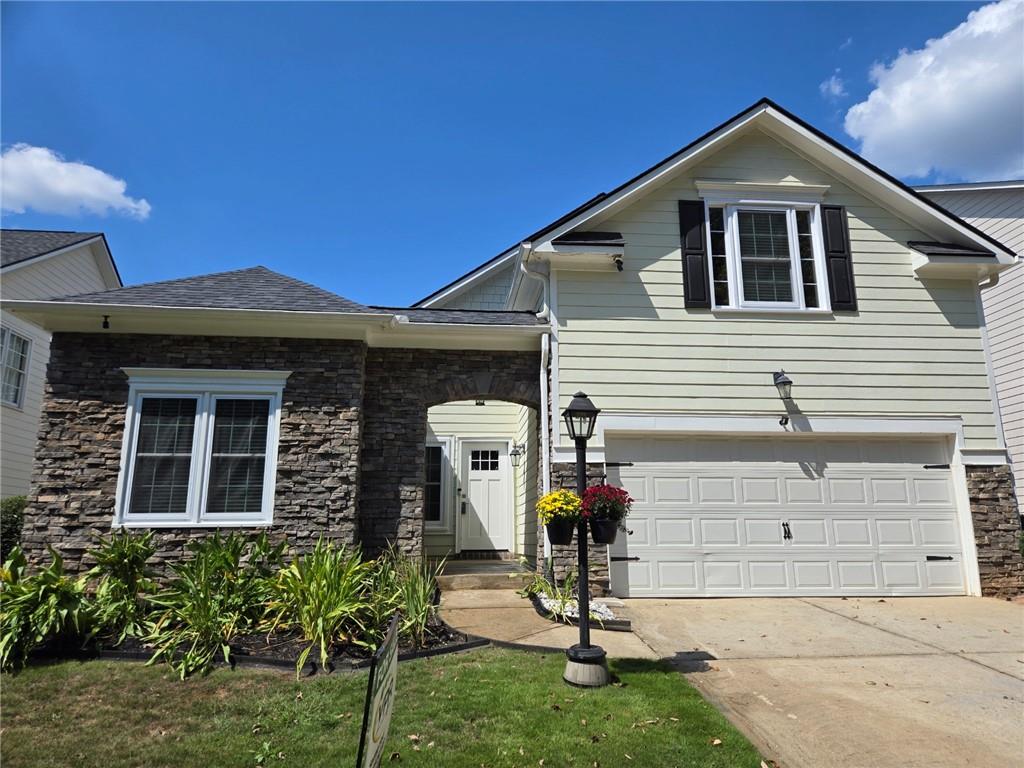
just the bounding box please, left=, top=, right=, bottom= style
left=113, top=369, right=290, bottom=528
left=456, top=438, right=515, bottom=551
left=0, top=325, right=32, bottom=410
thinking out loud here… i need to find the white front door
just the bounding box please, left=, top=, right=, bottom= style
left=608, top=435, right=967, bottom=597
left=460, top=442, right=511, bottom=550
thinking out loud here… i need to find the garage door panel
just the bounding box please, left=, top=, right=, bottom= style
left=608, top=435, right=966, bottom=597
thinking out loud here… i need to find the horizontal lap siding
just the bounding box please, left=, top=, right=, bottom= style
left=437, top=265, right=514, bottom=310
left=514, top=405, right=538, bottom=561
left=554, top=128, right=1001, bottom=450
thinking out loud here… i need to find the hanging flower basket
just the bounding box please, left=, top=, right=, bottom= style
left=589, top=518, right=618, bottom=545
left=537, top=489, right=582, bottom=547
left=582, top=485, right=633, bottom=546
left=545, top=518, right=576, bottom=546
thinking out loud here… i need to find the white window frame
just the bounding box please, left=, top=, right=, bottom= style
left=114, top=369, right=290, bottom=528
left=424, top=436, right=452, bottom=532
left=702, top=198, right=831, bottom=313
left=0, top=325, right=32, bottom=409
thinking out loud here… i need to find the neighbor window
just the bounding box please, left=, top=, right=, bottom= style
left=116, top=369, right=288, bottom=526
left=1, top=327, right=31, bottom=408
left=705, top=204, right=828, bottom=311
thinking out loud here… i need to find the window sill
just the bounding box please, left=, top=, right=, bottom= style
left=1, top=400, right=24, bottom=412
left=711, top=307, right=835, bottom=317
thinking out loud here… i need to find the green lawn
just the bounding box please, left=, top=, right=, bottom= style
left=0, top=648, right=761, bottom=768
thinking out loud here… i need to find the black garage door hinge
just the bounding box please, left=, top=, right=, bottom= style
left=610, top=556, right=641, bottom=562
left=923, top=464, right=951, bottom=470
left=926, top=555, right=954, bottom=561
left=605, top=461, right=634, bottom=467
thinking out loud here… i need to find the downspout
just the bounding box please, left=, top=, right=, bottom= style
left=976, top=270, right=1007, bottom=451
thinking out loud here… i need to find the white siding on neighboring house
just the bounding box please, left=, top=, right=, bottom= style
left=919, top=185, right=1023, bottom=501
left=552, top=129, right=1001, bottom=451
left=1, top=244, right=114, bottom=497
left=434, top=264, right=513, bottom=310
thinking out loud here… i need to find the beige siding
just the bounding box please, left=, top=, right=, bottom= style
left=424, top=400, right=520, bottom=556
left=436, top=264, right=513, bottom=310
left=921, top=187, right=1023, bottom=500
left=1, top=245, right=112, bottom=497
left=514, top=404, right=538, bottom=562
left=553, top=128, right=1001, bottom=450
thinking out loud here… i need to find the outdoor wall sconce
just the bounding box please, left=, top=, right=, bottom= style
left=474, top=399, right=485, bottom=406
left=102, top=315, right=110, bottom=330
left=509, top=443, right=525, bottom=468
left=773, top=370, right=793, bottom=426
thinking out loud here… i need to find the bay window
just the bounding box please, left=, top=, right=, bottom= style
left=115, top=369, right=288, bottom=526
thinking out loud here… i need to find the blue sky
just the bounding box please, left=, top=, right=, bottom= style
left=2, top=1, right=1018, bottom=306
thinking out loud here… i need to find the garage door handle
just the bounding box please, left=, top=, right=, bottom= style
left=782, top=522, right=793, bottom=540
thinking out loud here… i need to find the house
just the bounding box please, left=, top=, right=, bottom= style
left=6, top=99, right=1022, bottom=598
left=0, top=231, right=122, bottom=497
left=913, top=181, right=1023, bottom=507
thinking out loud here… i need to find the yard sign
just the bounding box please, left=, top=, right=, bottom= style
left=356, top=614, right=399, bottom=768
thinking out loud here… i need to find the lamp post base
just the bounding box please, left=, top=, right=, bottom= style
left=563, top=644, right=610, bottom=688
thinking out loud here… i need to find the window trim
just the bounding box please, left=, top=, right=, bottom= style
left=0, top=325, right=32, bottom=410
left=424, top=436, right=452, bottom=532
left=114, top=369, right=290, bottom=528
left=702, top=199, right=831, bottom=313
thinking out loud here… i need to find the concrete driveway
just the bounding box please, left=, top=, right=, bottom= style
left=624, top=596, right=1024, bottom=768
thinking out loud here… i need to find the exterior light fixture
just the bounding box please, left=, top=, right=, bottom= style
left=474, top=399, right=485, bottom=406
left=102, top=315, right=110, bottom=330
left=562, top=391, right=600, bottom=442
left=773, top=370, right=793, bottom=401
left=559, top=390, right=609, bottom=688
left=509, top=443, right=525, bottom=468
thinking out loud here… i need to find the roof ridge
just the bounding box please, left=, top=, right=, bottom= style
left=0, top=228, right=101, bottom=235
left=61, top=265, right=276, bottom=298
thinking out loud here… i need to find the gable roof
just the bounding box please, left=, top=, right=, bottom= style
left=1, top=229, right=104, bottom=268
left=417, top=97, right=1017, bottom=305
left=51, top=266, right=370, bottom=313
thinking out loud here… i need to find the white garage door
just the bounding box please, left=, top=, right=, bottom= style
left=607, top=435, right=967, bottom=597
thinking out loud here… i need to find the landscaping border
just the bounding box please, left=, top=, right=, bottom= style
left=526, top=593, right=632, bottom=632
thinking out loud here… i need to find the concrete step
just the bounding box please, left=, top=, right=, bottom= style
left=438, top=571, right=533, bottom=591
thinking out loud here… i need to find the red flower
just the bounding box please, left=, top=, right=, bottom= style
left=581, top=484, right=633, bottom=521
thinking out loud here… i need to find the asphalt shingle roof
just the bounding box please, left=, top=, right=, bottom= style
left=372, top=307, right=545, bottom=326
left=52, top=266, right=371, bottom=313
left=1, top=230, right=101, bottom=268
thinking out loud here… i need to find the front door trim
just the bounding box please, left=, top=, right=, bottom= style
left=456, top=438, right=514, bottom=552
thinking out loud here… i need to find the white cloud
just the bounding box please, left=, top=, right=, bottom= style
left=0, top=144, right=151, bottom=220
left=819, top=71, right=847, bottom=100
left=840, top=36, right=854, bottom=51
left=844, top=0, right=1024, bottom=181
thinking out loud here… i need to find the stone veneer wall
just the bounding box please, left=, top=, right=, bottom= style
left=966, top=465, right=1023, bottom=597
left=359, top=348, right=541, bottom=557
left=541, top=461, right=610, bottom=596
left=23, top=333, right=366, bottom=573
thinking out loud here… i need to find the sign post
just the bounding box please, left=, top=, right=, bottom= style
left=356, top=614, right=400, bottom=768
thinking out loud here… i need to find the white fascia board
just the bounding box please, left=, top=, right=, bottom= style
left=89, top=239, right=122, bottom=289
left=0, top=236, right=106, bottom=275
left=756, top=111, right=1017, bottom=262
left=367, top=322, right=545, bottom=351
left=529, top=107, right=768, bottom=251
left=694, top=180, right=830, bottom=203
left=417, top=249, right=517, bottom=308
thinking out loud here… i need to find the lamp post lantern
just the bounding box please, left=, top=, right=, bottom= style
left=561, top=391, right=610, bottom=687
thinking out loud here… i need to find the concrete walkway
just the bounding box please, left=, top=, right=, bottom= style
left=440, top=589, right=657, bottom=659
left=626, top=596, right=1024, bottom=768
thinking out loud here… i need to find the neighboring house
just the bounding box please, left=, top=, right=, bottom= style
left=6, top=99, right=1022, bottom=599
left=0, top=231, right=121, bottom=497
left=914, top=182, right=1023, bottom=506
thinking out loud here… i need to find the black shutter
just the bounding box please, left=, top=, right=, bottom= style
left=821, top=205, right=858, bottom=311
left=678, top=200, right=710, bottom=309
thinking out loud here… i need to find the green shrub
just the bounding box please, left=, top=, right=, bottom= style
left=361, top=547, right=403, bottom=648
left=393, top=551, right=444, bottom=648
left=266, top=538, right=372, bottom=676
left=87, top=531, right=158, bottom=645
left=0, top=547, right=92, bottom=672
left=1, top=496, right=27, bottom=562
left=146, top=532, right=284, bottom=679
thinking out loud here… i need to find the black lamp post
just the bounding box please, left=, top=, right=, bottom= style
left=561, top=391, right=609, bottom=687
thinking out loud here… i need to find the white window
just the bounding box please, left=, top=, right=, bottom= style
left=424, top=438, right=451, bottom=530
left=1, top=326, right=31, bottom=408
left=705, top=203, right=829, bottom=311
left=115, top=369, right=289, bottom=527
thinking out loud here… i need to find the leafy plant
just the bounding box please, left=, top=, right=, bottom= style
left=146, top=532, right=284, bottom=679
left=86, top=531, right=158, bottom=645
left=517, top=569, right=604, bottom=627
left=1, top=547, right=92, bottom=672
left=265, top=538, right=372, bottom=676
left=1, top=495, right=27, bottom=562
left=361, top=547, right=403, bottom=648
left=394, top=552, right=444, bottom=648
left=581, top=484, right=634, bottom=528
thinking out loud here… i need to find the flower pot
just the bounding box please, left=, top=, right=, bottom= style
left=589, top=519, right=618, bottom=545
left=545, top=518, right=576, bottom=546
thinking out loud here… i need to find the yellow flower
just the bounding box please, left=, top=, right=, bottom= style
left=536, top=489, right=582, bottom=524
